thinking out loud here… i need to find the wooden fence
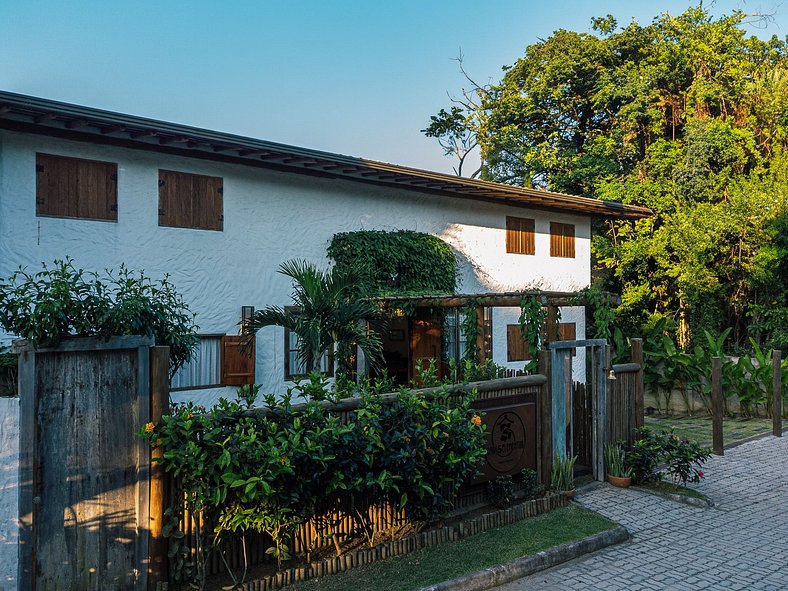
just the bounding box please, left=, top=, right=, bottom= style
left=167, top=374, right=548, bottom=579
left=607, top=339, right=644, bottom=448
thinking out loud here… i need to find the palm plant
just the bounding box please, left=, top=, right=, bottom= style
left=243, top=259, right=383, bottom=375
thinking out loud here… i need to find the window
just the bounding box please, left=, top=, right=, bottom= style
left=284, top=307, right=334, bottom=379
left=550, top=222, right=575, bottom=258
left=506, top=216, right=535, bottom=255
left=507, top=324, right=531, bottom=362
left=36, top=153, right=118, bottom=221
left=158, top=169, right=223, bottom=231
left=170, top=334, right=255, bottom=390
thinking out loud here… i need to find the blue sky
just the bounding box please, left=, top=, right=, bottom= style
left=1, top=1, right=786, bottom=174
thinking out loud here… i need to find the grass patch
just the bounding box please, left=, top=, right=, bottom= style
left=292, top=505, right=617, bottom=591
left=636, top=480, right=707, bottom=500
left=644, top=414, right=771, bottom=447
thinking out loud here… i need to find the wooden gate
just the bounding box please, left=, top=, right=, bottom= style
left=15, top=336, right=153, bottom=591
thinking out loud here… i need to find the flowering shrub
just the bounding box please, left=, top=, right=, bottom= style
left=627, top=427, right=711, bottom=485
left=140, top=385, right=486, bottom=586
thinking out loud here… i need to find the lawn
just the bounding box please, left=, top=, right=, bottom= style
left=291, top=505, right=617, bottom=591
left=644, top=414, right=772, bottom=447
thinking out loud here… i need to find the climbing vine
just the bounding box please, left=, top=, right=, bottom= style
left=327, top=230, right=458, bottom=300
left=518, top=295, right=547, bottom=373
left=576, top=287, right=615, bottom=340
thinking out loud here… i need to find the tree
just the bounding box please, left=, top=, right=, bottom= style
left=426, top=5, right=788, bottom=349
left=242, top=260, right=383, bottom=375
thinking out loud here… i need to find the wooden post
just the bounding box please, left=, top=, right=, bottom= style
left=149, top=346, right=170, bottom=589
left=711, top=356, right=724, bottom=456
left=538, top=349, right=552, bottom=486
left=631, top=338, right=644, bottom=433
left=475, top=305, right=486, bottom=364
left=773, top=350, right=782, bottom=438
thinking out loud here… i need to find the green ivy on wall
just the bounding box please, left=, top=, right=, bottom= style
left=327, top=230, right=458, bottom=299
left=460, top=300, right=480, bottom=362
left=519, top=295, right=546, bottom=374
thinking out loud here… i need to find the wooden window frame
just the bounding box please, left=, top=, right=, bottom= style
left=169, top=334, right=224, bottom=391
left=284, top=307, right=334, bottom=380
left=506, top=216, right=535, bottom=255
left=35, top=153, right=118, bottom=222
left=550, top=222, right=575, bottom=258
left=559, top=322, right=577, bottom=356
left=158, top=169, right=224, bottom=231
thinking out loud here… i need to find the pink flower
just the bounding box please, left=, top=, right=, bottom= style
left=698, top=471, right=704, bottom=478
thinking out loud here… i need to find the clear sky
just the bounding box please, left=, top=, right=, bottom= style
left=1, top=1, right=786, bottom=175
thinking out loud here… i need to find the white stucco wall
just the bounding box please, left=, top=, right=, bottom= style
left=0, top=130, right=591, bottom=399
left=0, top=396, right=19, bottom=591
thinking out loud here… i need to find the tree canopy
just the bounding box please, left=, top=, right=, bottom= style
left=425, top=6, right=788, bottom=350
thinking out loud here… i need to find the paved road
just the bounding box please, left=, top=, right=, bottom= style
left=496, top=434, right=788, bottom=590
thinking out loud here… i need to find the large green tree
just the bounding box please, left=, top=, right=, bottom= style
left=426, top=6, right=788, bottom=349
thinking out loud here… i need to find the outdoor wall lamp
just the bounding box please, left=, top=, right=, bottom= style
left=241, top=306, right=255, bottom=332
left=608, top=368, right=617, bottom=380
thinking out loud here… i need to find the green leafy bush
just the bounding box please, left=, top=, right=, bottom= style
left=627, top=427, right=711, bottom=486
left=0, top=259, right=198, bottom=376
left=141, top=384, right=486, bottom=586
left=550, top=453, right=577, bottom=492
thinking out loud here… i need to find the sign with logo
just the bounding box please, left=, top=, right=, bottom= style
left=472, top=394, right=537, bottom=484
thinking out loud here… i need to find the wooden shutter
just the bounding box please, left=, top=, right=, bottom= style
left=36, top=153, right=117, bottom=221
left=221, top=335, right=255, bottom=386
left=550, top=222, right=575, bottom=258
left=507, top=324, right=531, bottom=362
left=506, top=216, right=535, bottom=255
left=159, top=170, right=223, bottom=231
left=559, top=322, right=577, bottom=356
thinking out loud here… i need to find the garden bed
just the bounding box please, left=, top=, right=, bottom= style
left=192, top=493, right=570, bottom=590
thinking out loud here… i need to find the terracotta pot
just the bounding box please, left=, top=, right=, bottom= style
left=561, top=489, right=576, bottom=499
left=608, top=475, right=632, bottom=488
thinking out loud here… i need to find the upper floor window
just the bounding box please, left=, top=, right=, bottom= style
left=506, top=216, right=535, bottom=255
left=550, top=222, right=575, bottom=258
left=36, top=153, right=118, bottom=221
left=158, top=170, right=223, bottom=231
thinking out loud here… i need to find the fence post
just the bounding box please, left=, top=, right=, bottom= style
left=773, top=350, right=782, bottom=438
left=475, top=305, right=486, bottom=364
left=149, top=346, right=170, bottom=589
left=711, top=356, right=724, bottom=456
left=538, top=349, right=552, bottom=485
left=631, top=338, right=644, bottom=433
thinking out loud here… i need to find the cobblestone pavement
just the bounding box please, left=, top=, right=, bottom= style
left=496, top=434, right=788, bottom=591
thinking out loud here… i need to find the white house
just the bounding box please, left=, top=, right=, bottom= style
left=0, top=91, right=649, bottom=404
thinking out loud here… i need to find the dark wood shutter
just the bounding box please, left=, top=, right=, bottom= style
left=559, top=322, right=577, bottom=356
left=506, top=216, right=535, bottom=255
left=36, top=153, right=117, bottom=221
left=221, top=335, right=255, bottom=386
left=158, top=170, right=223, bottom=231
left=507, top=324, right=531, bottom=362
left=550, top=222, right=575, bottom=258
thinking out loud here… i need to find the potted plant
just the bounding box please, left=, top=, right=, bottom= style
left=605, top=442, right=632, bottom=488
left=551, top=452, right=577, bottom=498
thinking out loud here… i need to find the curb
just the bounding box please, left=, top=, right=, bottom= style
left=417, top=525, right=629, bottom=591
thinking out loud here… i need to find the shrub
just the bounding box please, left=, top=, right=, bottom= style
left=0, top=259, right=198, bottom=376
left=550, top=453, right=577, bottom=492
left=628, top=427, right=711, bottom=485
left=141, top=384, right=487, bottom=586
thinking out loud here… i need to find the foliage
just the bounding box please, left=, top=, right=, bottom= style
left=427, top=6, right=788, bottom=349
left=460, top=301, right=480, bottom=363
left=327, top=230, right=458, bottom=300
left=627, top=427, right=711, bottom=486
left=486, top=475, right=515, bottom=509
left=519, top=468, right=541, bottom=501
left=0, top=347, right=17, bottom=396
left=518, top=294, right=546, bottom=374
left=243, top=259, right=383, bottom=375
left=550, top=453, right=577, bottom=492
left=604, top=442, right=632, bottom=478
left=141, top=383, right=486, bottom=586
left=0, top=259, right=198, bottom=376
